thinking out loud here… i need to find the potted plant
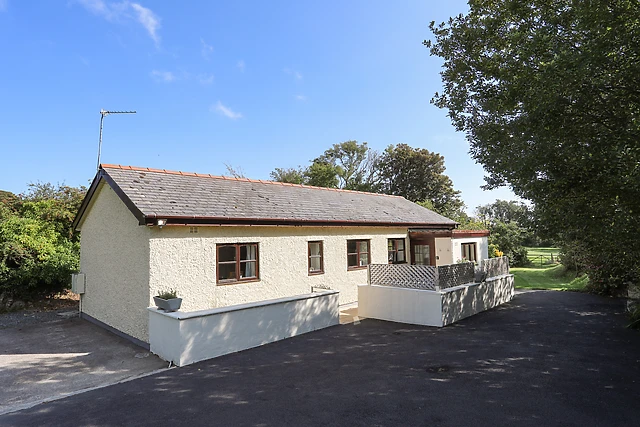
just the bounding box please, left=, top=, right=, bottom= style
left=153, top=289, right=182, bottom=312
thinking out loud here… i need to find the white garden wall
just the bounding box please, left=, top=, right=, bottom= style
left=358, top=274, right=514, bottom=327
left=148, top=290, right=339, bottom=366
left=440, top=275, right=514, bottom=325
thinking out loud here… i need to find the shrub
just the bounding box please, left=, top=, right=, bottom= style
left=0, top=216, right=78, bottom=301
left=156, top=289, right=178, bottom=300
left=509, top=246, right=530, bottom=267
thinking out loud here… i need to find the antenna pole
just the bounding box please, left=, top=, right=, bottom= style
left=96, top=109, right=136, bottom=171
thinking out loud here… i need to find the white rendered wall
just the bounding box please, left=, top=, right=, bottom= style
left=451, top=237, right=489, bottom=263
left=358, top=285, right=443, bottom=326
left=440, top=275, right=514, bottom=325
left=77, top=182, right=151, bottom=342
left=358, top=274, right=514, bottom=327
left=148, top=226, right=407, bottom=310
left=148, top=291, right=340, bottom=366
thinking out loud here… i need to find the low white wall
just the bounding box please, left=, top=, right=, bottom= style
left=358, top=274, right=514, bottom=327
left=358, top=285, right=443, bottom=326
left=148, top=290, right=339, bottom=366
left=441, top=275, right=514, bottom=325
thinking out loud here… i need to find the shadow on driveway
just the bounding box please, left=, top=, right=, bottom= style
left=0, top=316, right=166, bottom=415
left=2, top=291, right=639, bottom=426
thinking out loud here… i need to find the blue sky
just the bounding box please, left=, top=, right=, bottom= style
left=0, top=0, right=516, bottom=212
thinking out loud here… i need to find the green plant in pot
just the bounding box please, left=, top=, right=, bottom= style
left=153, top=289, right=182, bottom=312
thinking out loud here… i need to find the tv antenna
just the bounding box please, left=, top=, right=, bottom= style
left=97, top=109, right=136, bottom=171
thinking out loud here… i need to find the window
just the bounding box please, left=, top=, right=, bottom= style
left=347, top=239, right=370, bottom=269
left=388, top=239, right=406, bottom=264
left=461, top=242, right=477, bottom=262
left=308, top=241, right=324, bottom=275
left=217, top=243, right=259, bottom=284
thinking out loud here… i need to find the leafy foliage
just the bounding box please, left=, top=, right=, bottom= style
left=269, top=167, right=306, bottom=184
left=0, top=183, right=85, bottom=302
left=427, top=0, right=640, bottom=293
left=476, top=200, right=530, bottom=227
left=314, top=141, right=379, bottom=191
left=271, top=141, right=465, bottom=218
left=377, top=144, right=464, bottom=215
left=487, top=221, right=529, bottom=267
left=156, top=289, right=178, bottom=300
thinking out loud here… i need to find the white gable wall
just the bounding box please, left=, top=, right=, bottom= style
left=77, top=182, right=151, bottom=343
left=148, top=226, right=408, bottom=310
left=451, top=236, right=489, bottom=263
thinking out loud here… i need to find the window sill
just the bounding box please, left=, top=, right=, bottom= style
left=347, top=266, right=368, bottom=271
left=216, top=278, right=260, bottom=286
left=308, top=271, right=325, bottom=276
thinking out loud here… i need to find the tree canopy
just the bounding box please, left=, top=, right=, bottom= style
left=377, top=143, right=464, bottom=217
left=427, top=0, right=640, bottom=293
left=270, top=141, right=465, bottom=218
left=0, top=183, right=85, bottom=304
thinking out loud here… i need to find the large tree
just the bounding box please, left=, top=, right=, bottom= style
left=271, top=141, right=466, bottom=220
left=313, top=140, right=378, bottom=191
left=476, top=200, right=530, bottom=227
left=377, top=143, right=465, bottom=217
left=427, top=0, right=640, bottom=294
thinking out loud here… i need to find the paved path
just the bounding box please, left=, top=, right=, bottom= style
left=0, top=316, right=166, bottom=415
left=2, top=291, right=639, bottom=426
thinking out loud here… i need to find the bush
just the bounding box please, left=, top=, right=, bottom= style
left=0, top=215, right=78, bottom=302
left=509, top=246, right=530, bottom=267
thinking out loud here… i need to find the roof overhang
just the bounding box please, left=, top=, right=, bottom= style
left=452, top=230, right=490, bottom=238
left=72, top=169, right=146, bottom=231
left=144, top=215, right=458, bottom=229
left=73, top=167, right=460, bottom=231
left=408, top=228, right=455, bottom=238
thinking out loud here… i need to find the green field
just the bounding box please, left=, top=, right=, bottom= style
left=526, top=247, right=560, bottom=266
left=512, top=247, right=588, bottom=291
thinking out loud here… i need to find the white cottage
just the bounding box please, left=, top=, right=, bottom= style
left=73, top=164, right=472, bottom=346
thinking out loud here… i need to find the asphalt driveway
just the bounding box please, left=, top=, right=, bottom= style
left=2, top=291, right=639, bottom=426
left=0, top=314, right=166, bottom=415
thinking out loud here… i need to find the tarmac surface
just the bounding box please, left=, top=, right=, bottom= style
left=2, top=291, right=639, bottom=426
left=0, top=315, right=167, bottom=416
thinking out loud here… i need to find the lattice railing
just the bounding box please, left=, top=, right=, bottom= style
left=480, top=256, right=510, bottom=278
left=438, top=263, right=475, bottom=289
left=369, top=264, right=438, bottom=290
left=369, top=258, right=509, bottom=291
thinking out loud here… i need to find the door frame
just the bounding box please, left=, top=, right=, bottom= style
left=410, top=237, right=436, bottom=266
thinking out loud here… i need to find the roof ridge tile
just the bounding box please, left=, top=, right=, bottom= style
left=99, top=163, right=405, bottom=198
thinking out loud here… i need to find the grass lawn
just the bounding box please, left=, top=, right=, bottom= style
left=512, top=262, right=588, bottom=291
left=526, top=247, right=561, bottom=266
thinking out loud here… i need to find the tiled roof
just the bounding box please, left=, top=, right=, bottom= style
left=76, top=164, right=458, bottom=228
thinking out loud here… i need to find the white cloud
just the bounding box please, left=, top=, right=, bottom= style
left=295, top=94, right=307, bottom=101
left=150, top=70, right=175, bottom=83
left=201, top=38, right=214, bottom=60
left=212, top=101, right=242, bottom=120
left=76, top=0, right=109, bottom=16
left=283, top=67, right=302, bottom=80
left=130, top=3, right=161, bottom=45
left=198, top=74, right=214, bottom=85
left=76, top=0, right=161, bottom=46
left=236, top=60, right=245, bottom=72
